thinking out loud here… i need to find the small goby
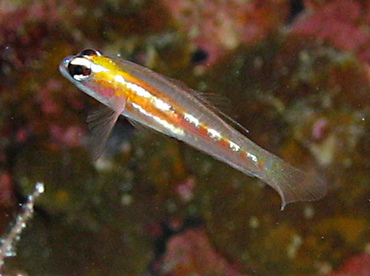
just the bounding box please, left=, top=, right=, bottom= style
left=59, top=49, right=327, bottom=209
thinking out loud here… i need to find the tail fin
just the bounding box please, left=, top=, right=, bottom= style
left=260, top=156, right=327, bottom=210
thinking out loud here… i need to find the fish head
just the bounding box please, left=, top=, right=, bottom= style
left=59, top=49, right=123, bottom=107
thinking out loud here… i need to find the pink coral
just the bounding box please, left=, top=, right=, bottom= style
left=174, top=177, right=195, bottom=202
left=163, top=0, right=289, bottom=65
left=49, top=125, right=84, bottom=147
left=311, top=118, right=329, bottom=141
left=38, top=79, right=63, bottom=116
left=0, top=0, right=76, bottom=73
left=161, top=228, right=246, bottom=275
left=291, top=0, right=370, bottom=62
left=0, top=172, right=14, bottom=206
left=330, top=253, right=370, bottom=276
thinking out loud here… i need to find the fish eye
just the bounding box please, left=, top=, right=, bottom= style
left=78, top=49, right=102, bottom=57
left=67, top=57, right=92, bottom=81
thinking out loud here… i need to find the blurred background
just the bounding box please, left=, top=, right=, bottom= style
left=0, top=0, right=369, bottom=275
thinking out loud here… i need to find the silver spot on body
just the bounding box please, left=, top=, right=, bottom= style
left=229, top=141, right=241, bottom=152
left=246, top=152, right=258, bottom=163
left=183, top=113, right=200, bottom=127
left=207, top=128, right=222, bottom=140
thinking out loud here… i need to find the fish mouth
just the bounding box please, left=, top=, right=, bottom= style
left=58, top=55, right=74, bottom=79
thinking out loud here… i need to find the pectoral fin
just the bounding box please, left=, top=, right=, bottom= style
left=87, top=104, right=124, bottom=160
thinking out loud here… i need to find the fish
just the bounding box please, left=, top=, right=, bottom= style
left=59, top=49, right=327, bottom=209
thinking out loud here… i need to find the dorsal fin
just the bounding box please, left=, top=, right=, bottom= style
left=166, top=76, right=250, bottom=137
left=193, top=90, right=250, bottom=135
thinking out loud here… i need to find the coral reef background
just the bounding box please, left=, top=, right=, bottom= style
left=0, top=0, right=369, bottom=275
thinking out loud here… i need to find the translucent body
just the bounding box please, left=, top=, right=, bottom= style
left=59, top=50, right=327, bottom=209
